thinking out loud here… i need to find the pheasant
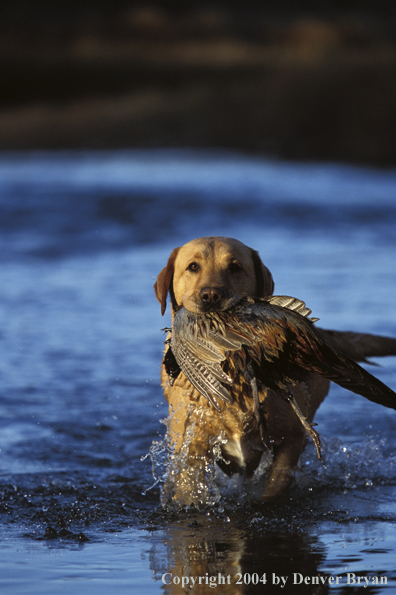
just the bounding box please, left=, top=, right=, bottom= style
left=163, top=296, right=396, bottom=460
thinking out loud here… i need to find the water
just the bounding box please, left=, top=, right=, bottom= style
left=1, top=149, right=396, bottom=594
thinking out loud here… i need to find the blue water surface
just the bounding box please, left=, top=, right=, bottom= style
left=0, top=149, right=396, bottom=594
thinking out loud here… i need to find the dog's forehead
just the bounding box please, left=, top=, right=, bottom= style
left=176, top=237, right=251, bottom=265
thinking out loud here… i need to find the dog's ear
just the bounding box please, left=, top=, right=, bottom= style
left=251, top=249, right=274, bottom=297
left=154, top=247, right=180, bottom=315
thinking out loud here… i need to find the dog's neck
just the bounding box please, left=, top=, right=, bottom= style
left=169, top=280, right=180, bottom=317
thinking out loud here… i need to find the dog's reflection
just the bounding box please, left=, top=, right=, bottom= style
left=149, top=516, right=329, bottom=595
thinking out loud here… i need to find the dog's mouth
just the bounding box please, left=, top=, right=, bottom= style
left=184, top=293, right=242, bottom=314
left=202, top=295, right=241, bottom=313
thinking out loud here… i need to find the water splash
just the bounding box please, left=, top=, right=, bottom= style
left=296, top=435, right=396, bottom=494
left=143, top=409, right=274, bottom=510
left=144, top=413, right=396, bottom=509
left=141, top=417, right=172, bottom=496
left=146, top=413, right=228, bottom=510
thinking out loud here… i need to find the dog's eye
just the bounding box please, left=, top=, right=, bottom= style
left=187, top=262, right=199, bottom=272
left=228, top=261, right=243, bottom=273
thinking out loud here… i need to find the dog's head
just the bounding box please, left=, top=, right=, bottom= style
left=154, top=236, right=274, bottom=315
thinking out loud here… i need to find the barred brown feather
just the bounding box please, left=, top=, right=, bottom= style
left=168, top=295, right=396, bottom=431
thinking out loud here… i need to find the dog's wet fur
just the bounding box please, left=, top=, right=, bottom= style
left=155, top=236, right=396, bottom=507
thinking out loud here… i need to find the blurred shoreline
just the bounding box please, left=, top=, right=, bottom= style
left=1, top=2, right=396, bottom=166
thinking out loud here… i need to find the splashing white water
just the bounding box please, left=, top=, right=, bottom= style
left=144, top=411, right=227, bottom=509
left=144, top=411, right=396, bottom=509
left=143, top=409, right=275, bottom=509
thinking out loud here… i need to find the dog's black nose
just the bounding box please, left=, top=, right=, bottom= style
left=199, top=287, right=225, bottom=304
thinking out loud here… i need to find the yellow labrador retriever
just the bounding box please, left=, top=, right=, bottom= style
left=155, top=236, right=396, bottom=507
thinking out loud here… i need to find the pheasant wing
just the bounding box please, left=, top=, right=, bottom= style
left=170, top=317, right=233, bottom=409
left=259, top=305, right=396, bottom=411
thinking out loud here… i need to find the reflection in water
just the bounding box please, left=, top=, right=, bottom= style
left=150, top=516, right=329, bottom=595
